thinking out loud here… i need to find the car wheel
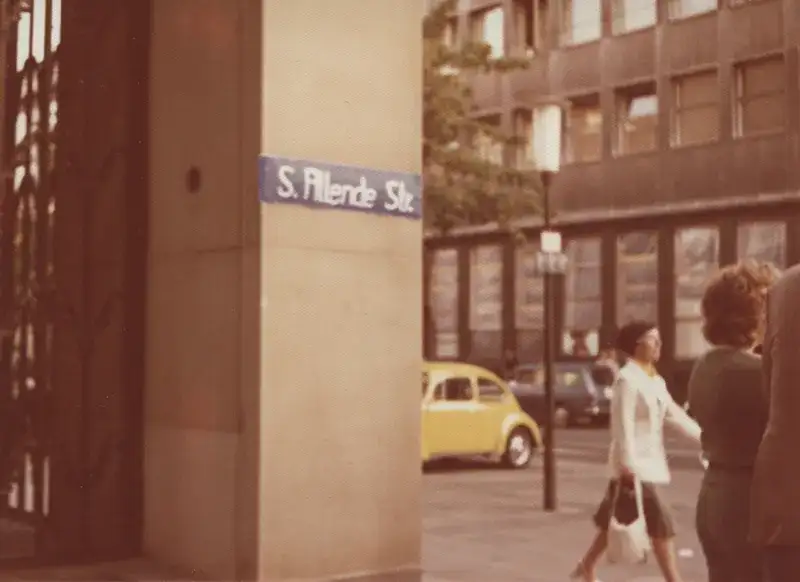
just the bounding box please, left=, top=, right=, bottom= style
left=503, top=427, right=535, bottom=469
left=554, top=406, right=570, bottom=428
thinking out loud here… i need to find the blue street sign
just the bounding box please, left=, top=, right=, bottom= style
left=258, top=155, right=422, bottom=220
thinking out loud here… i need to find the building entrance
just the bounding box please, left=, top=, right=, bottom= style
left=0, top=0, right=148, bottom=564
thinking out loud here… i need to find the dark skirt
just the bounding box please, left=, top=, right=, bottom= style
left=696, top=468, right=765, bottom=582
left=593, top=478, right=676, bottom=539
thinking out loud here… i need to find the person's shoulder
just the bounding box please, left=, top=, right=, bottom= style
left=774, top=264, right=800, bottom=291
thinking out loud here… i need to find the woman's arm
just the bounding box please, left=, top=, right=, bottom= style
left=662, top=385, right=702, bottom=443
left=612, top=375, right=639, bottom=474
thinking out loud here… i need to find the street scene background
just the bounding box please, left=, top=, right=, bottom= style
left=423, top=427, right=705, bottom=582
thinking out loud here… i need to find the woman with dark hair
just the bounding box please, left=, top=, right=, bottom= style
left=687, top=260, right=779, bottom=582
left=571, top=321, right=701, bottom=582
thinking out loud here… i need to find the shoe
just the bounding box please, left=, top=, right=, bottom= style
left=569, top=561, right=601, bottom=582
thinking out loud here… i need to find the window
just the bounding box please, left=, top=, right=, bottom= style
left=478, top=378, right=506, bottom=399
left=563, top=238, right=601, bottom=357
left=668, top=0, right=717, bottom=20
left=737, top=221, right=786, bottom=268
left=565, top=96, right=602, bottom=163
left=474, top=116, right=504, bottom=164
left=672, top=70, right=719, bottom=146
left=615, top=84, right=658, bottom=155
left=617, top=232, right=658, bottom=325
left=612, top=0, right=656, bottom=34
left=443, top=19, right=458, bottom=47
left=513, top=109, right=534, bottom=169
left=430, top=249, right=459, bottom=359
left=675, top=227, right=719, bottom=359
left=471, top=6, right=505, bottom=57
left=469, top=245, right=503, bottom=359
left=515, top=242, right=544, bottom=362
left=434, top=377, right=474, bottom=401
left=559, top=0, right=601, bottom=46
left=734, top=57, right=786, bottom=137
left=513, top=0, right=549, bottom=57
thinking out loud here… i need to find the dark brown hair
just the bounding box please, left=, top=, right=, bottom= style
left=701, top=260, right=779, bottom=349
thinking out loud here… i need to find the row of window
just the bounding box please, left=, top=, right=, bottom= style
left=459, top=0, right=762, bottom=58
left=428, top=219, right=787, bottom=361
left=493, top=56, right=785, bottom=164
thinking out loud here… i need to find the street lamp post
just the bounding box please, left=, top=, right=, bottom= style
left=531, top=104, right=567, bottom=512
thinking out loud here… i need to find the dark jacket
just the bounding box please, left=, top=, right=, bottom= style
left=688, top=347, right=767, bottom=581
left=751, top=265, right=800, bottom=547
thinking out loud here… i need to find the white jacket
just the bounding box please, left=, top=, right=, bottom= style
left=608, top=361, right=701, bottom=484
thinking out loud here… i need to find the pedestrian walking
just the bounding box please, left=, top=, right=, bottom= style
left=570, top=321, right=701, bottom=582
left=687, top=260, right=778, bottom=582
left=751, top=263, right=800, bottom=581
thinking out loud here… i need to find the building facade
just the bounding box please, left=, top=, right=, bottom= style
left=424, top=0, right=800, bottom=399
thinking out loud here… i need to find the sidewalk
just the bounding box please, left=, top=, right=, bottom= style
left=0, top=460, right=706, bottom=582
left=422, top=460, right=707, bottom=582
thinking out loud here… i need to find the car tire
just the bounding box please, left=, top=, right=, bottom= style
left=554, top=406, right=570, bottom=428
left=502, top=427, right=535, bottom=469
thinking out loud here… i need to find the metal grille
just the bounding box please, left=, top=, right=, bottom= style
left=0, top=0, right=61, bottom=547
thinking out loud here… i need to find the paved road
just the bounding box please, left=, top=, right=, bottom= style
left=553, top=425, right=704, bottom=471
left=423, top=428, right=708, bottom=582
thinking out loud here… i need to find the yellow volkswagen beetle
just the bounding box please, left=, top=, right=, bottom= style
left=421, top=361, right=542, bottom=468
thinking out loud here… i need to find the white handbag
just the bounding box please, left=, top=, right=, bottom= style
left=606, top=478, right=651, bottom=564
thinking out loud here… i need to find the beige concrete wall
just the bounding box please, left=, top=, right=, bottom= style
left=259, top=0, right=423, bottom=581
left=145, top=0, right=262, bottom=579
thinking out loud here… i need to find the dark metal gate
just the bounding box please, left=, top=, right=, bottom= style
left=0, top=0, right=148, bottom=564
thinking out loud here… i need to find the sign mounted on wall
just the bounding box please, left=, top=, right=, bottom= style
left=258, top=155, right=422, bottom=220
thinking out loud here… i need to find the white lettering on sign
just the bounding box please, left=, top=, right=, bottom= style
left=302, top=167, right=378, bottom=209
left=384, top=180, right=415, bottom=214
left=277, top=165, right=296, bottom=198
left=260, top=155, right=421, bottom=220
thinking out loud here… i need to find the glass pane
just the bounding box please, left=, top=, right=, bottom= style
left=430, top=249, right=459, bottom=333
left=675, top=105, right=719, bottom=146
left=562, top=328, right=599, bottom=357
left=620, top=94, right=658, bottom=154
left=612, top=0, right=656, bottom=33
left=737, top=221, right=786, bottom=268
left=569, top=237, right=602, bottom=264
left=676, top=71, right=717, bottom=107
left=516, top=329, right=544, bottom=364
left=565, top=239, right=602, bottom=329
left=669, top=0, right=717, bottom=20
left=515, top=243, right=544, bottom=329
left=470, top=330, right=503, bottom=360
left=470, top=245, right=503, bottom=331
left=675, top=318, right=710, bottom=359
left=742, top=58, right=785, bottom=98
left=675, top=226, right=719, bottom=325
left=617, top=232, right=658, bottom=325
left=565, top=299, right=602, bottom=331
left=481, top=7, right=505, bottom=57
left=435, top=332, right=459, bottom=359
left=742, top=94, right=785, bottom=135
left=567, top=104, right=602, bottom=162
left=562, top=0, right=601, bottom=45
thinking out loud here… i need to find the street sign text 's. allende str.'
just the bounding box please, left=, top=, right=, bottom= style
left=258, top=155, right=422, bottom=220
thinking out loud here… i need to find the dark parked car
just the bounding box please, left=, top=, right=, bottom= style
left=509, top=362, right=614, bottom=427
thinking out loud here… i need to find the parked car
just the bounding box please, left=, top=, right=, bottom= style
left=509, top=362, right=614, bottom=427
left=422, top=361, right=543, bottom=468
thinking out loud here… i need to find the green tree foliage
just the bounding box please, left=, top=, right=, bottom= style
left=423, top=0, right=541, bottom=231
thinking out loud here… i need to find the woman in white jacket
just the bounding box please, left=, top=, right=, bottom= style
left=570, top=321, right=702, bottom=582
